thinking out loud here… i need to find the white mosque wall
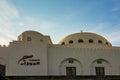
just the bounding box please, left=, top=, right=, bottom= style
left=48, top=45, right=120, bottom=75
left=5, top=31, right=49, bottom=76
left=0, top=31, right=120, bottom=76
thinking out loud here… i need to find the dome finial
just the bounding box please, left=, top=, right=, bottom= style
left=80, top=30, right=83, bottom=33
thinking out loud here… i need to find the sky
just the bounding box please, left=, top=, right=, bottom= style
left=0, top=0, right=120, bottom=46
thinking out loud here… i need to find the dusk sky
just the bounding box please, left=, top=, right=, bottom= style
left=0, top=0, right=120, bottom=46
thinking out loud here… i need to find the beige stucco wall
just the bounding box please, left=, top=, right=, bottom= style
left=4, top=31, right=49, bottom=76
left=48, top=45, right=120, bottom=75
left=0, top=31, right=120, bottom=76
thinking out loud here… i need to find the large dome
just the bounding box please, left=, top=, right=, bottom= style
left=58, top=32, right=112, bottom=46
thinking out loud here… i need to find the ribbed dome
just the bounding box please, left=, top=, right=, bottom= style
left=58, top=32, right=112, bottom=46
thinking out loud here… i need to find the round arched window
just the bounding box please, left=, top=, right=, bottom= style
left=27, top=37, right=32, bottom=41
left=69, top=40, right=73, bottom=44
left=78, top=39, right=84, bottom=43
left=98, top=40, right=103, bottom=44
left=61, top=42, right=65, bottom=45
left=106, top=42, right=109, bottom=45
left=89, top=39, right=94, bottom=43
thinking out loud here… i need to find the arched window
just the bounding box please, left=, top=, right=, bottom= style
left=40, top=39, right=43, bottom=42
left=27, top=37, right=32, bottom=41
left=106, top=42, right=109, bottom=45
left=59, top=58, right=82, bottom=75
left=98, top=40, right=103, bottom=44
left=78, top=39, right=84, bottom=43
left=61, top=42, right=65, bottom=45
left=97, top=60, right=102, bottom=64
left=90, top=59, right=111, bottom=75
left=89, top=39, right=93, bottom=43
left=68, top=59, right=74, bottom=63
left=69, top=40, right=73, bottom=44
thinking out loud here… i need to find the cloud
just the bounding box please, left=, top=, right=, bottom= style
left=0, top=0, right=19, bottom=45
left=0, top=0, right=120, bottom=47
left=0, top=37, right=10, bottom=46
left=0, top=0, right=59, bottom=45
left=112, top=7, right=120, bottom=11
left=112, top=0, right=120, bottom=11
left=0, top=0, right=19, bottom=19
left=89, top=23, right=107, bottom=32
left=105, top=24, right=120, bottom=44
left=83, top=22, right=120, bottom=46
left=107, top=32, right=120, bottom=42
left=17, top=16, right=57, bottom=32
left=105, top=31, right=120, bottom=46
left=112, top=0, right=120, bottom=2
left=39, top=21, right=57, bottom=30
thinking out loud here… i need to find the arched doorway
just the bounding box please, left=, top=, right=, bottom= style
left=90, top=58, right=112, bottom=75
left=59, top=58, right=82, bottom=76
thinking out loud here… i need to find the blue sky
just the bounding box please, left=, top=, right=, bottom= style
left=0, top=0, right=120, bottom=46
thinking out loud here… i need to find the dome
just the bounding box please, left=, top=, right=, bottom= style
left=58, top=32, right=112, bottom=46
left=18, top=30, right=45, bottom=41
left=17, top=30, right=52, bottom=44
left=21, top=30, right=44, bottom=36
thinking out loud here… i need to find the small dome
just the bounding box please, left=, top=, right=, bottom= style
left=17, top=30, right=52, bottom=44
left=58, top=32, right=112, bottom=46
left=21, top=30, right=44, bottom=36
left=18, top=30, right=45, bottom=41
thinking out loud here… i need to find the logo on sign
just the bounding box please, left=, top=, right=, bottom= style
left=18, top=55, right=40, bottom=66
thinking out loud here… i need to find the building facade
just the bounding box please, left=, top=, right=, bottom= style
left=0, top=30, right=120, bottom=79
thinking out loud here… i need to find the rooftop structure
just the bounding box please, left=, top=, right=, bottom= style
left=0, top=30, right=120, bottom=80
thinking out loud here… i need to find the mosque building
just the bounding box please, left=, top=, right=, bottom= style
left=0, top=30, right=120, bottom=80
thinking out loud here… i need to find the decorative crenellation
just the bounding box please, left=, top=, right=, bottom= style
left=0, top=45, right=8, bottom=48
